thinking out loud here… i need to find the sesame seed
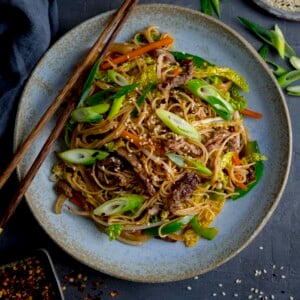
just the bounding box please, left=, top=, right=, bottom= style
left=255, top=289, right=259, bottom=294
left=270, top=295, right=275, bottom=300
left=218, top=283, right=223, bottom=287
left=281, top=275, right=286, bottom=279
left=272, top=265, right=276, bottom=269
left=234, top=293, right=239, bottom=297
left=251, top=288, right=255, bottom=292
left=212, top=293, right=217, bottom=297
left=289, top=296, right=294, bottom=300
left=280, top=266, right=284, bottom=270
left=248, top=295, right=253, bottom=299
left=263, top=269, right=267, bottom=274
left=187, top=286, right=192, bottom=291
left=235, top=279, right=242, bottom=284
left=222, top=292, right=226, bottom=296
left=260, top=291, right=264, bottom=295
left=259, top=246, right=264, bottom=250
left=194, top=276, right=199, bottom=280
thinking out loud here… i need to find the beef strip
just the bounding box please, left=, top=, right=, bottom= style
left=167, top=137, right=202, bottom=156
left=168, top=172, right=201, bottom=214
left=204, top=129, right=231, bottom=152
left=116, top=147, right=156, bottom=196
left=55, top=180, right=73, bottom=198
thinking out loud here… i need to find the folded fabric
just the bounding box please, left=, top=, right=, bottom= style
left=0, top=0, right=58, bottom=142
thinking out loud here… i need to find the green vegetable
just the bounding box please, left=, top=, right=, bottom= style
left=193, top=66, right=249, bottom=91
left=228, top=85, right=248, bottom=111
left=145, top=215, right=194, bottom=236
left=85, top=84, right=138, bottom=106
left=78, top=58, right=102, bottom=107
left=289, top=56, right=300, bottom=70
left=190, top=216, right=218, bottom=240
left=171, top=51, right=213, bottom=69
left=166, top=153, right=212, bottom=176
left=287, top=85, right=300, bottom=96
left=71, top=103, right=110, bottom=122
left=93, top=194, right=144, bottom=216
left=107, top=70, right=129, bottom=86
left=131, top=81, right=157, bottom=117
left=107, top=95, right=125, bottom=119
left=106, top=224, right=123, bottom=241
left=156, top=109, right=200, bottom=141
left=277, top=69, right=300, bottom=88
left=58, top=148, right=109, bottom=165
left=232, top=141, right=264, bottom=200
left=186, top=79, right=234, bottom=120
left=258, top=44, right=269, bottom=60
left=266, top=60, right=289, bottom=77
left=201, top=0, right=220, bottom=17
left=238, top=17, right=296, bottom=58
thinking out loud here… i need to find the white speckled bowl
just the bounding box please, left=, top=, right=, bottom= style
left=14, top=4, right=292, bottom=282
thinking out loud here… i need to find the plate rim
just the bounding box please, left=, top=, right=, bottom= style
left=14, top=3, right=293, bottom=282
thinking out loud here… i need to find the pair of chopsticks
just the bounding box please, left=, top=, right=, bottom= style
left=0, top=0, right=139, bottom=234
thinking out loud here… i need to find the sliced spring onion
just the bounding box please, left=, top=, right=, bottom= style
left=286, top=85, right=300, bottom=96
left=266, top=60, right=289, bottom=77
left=71, top=103, right=110, bottom=122
left=108, top=69, right=129, bottom=86
left=186, top=79, right=234, bottom=120
left=290, top=56, right=300, bottom=70
left=93, top=194, right=144, bottom=216
left=156, top=108, right=200, bottom=141
left=258, top=44, right=269, bottom=60
left=58, top=148, right=109, bottom=165
left=107, top=95, right=125, bottom=119
left=277, top=69, right=300, bottom=88
left=166, top=153, right=212, bottom=176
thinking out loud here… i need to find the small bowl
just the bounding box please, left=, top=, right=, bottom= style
left=0, top=248, right=64, bottom=299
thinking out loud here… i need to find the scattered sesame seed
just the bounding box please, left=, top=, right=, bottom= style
left=281, top=275, right=286, bottom=279
left=218, top=283, right=223, bottom=287
left=280, top=266, right=284, bottom=270
left=270, top=295, right=275, bottom=300
left=260, top=291, right=264, bottom=295
left=263, top=269, right=267, bottom=274
left=272, top=265, right=276, bottom=269
left=234, top=293, right=239, bottom=297
left=289, top=296, right=294, bottom=300
left=187, top=286, right=192, bottom=291
left=212, top=293, right=217, bottom=297
left=259, top=246, right=264, bottom=250
left=194, top=276, right=199, bottom=280
left=235, top=279, right=242, bottom=284
left=251, top=288, right=255, bottom=292
left=222, top=291, right=226, bottom=296
left=248, top=295, right=253, bottom=299
left=255, top=289, right=259, bottom=294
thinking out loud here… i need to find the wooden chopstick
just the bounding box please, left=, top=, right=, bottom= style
left=0, top=0, right=138, bottom=233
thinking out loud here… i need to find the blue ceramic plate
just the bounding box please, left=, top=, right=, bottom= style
left=14, top=4, right=292, bottom=282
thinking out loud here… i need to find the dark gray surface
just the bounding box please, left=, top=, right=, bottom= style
left=0, top=0, right=299, bottom=299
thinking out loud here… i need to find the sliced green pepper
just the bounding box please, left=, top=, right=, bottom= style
left=266, top=60, right=289, bottom=77
left=286, top=85, right=300, bottom=96
left=93, top=194, right=144, bottom=216
left=190, top=216, right=218, bottom=240
left=258, top=44, right=269, bottom=60
left=186, top=79, right=234, bottom=120
left=156, top=109, right=200, bottom=141
left=232, top=141, right=264, bottom=200
left=71, top=103, right=110, bottom=123
left=145, top=215, right=194, bottom=236
left=58, top=148, right=109, bottom=165
left=166, top=153, right=212, bottom=176
left=171, top=51, right=213, bottom=69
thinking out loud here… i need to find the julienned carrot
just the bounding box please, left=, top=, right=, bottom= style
left=120, top=130, right=148, bottom=147
left=241, top=108, right=263, bottom=119
left=235, top=181, right=248, bottom=191
left=232, top=152, right=241, bottom=165
left=101, top=36, right=174, bottom=70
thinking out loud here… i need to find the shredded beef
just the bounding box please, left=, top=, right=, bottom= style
left=205, top=130, right=231, bottom=152
left=168, top=172, right=201, bottom=214
left=116, top=147, right=156, bottom=196
left=55, top=180, right=73, bottom=198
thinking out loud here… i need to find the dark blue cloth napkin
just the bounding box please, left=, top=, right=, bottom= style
left=0, top=0, right=58, bottom=145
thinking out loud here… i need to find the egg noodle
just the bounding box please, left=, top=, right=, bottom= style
left=52, top=26, right=266, bottom=247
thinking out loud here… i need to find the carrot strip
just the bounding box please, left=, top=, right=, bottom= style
left=101, top=36, right=174, bottom=70
left=241, top=108, right=263, bottom=119
left=235, top=181, right=248, bottom=190
left=232, top=152, right=242, bottom=165
left=120, top=130, right=147, bottom=147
